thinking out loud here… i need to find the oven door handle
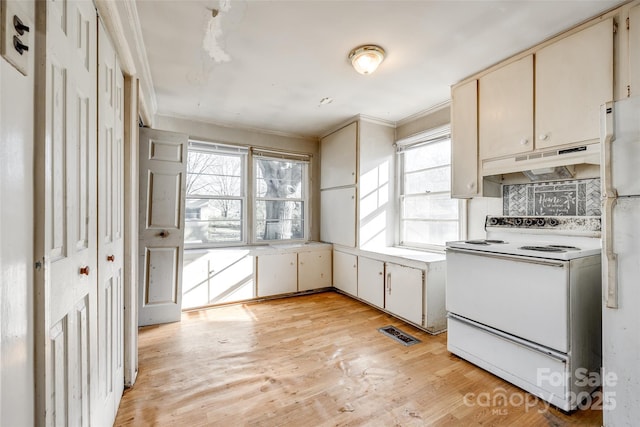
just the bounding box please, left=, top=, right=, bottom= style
left=446, top=248, right=567, bottom=268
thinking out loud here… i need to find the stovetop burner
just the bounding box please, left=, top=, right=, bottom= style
left=519, top=245, right=567, bottom=253
left=465, top=239, right=506, bottom=245
left=548, top=245, right=581, bottom=250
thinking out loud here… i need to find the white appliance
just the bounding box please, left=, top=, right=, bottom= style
left=446, top=216, right=602, bottom=411
left=600, top=97, right=640, bottom=426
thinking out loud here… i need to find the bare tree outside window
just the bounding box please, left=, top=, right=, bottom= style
left=255, top=158, right=306, bottom=241
left=185, top=148, right=245, bottom=244
left=185, top=142, right=309, bottom=246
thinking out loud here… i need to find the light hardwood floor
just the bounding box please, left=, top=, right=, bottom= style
left=115, top=292, right=602, bottom=426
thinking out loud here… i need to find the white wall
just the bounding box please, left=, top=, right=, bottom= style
left=0, top=1, right=35, bottom=425
left=154, top=114, right=321, bottom=241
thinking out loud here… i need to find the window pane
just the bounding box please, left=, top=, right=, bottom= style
left=185, top=198, right=242, bottom=244
left=187, top=151, right=243, bottom=197
left=255, top=201, right=304, bottom=241
left=255, top=158, right=304, bottom=199
left=403, top=194, right=458, bottom=220
left=402, top=220, right=459, bottom=246
left=403, top=139, right=451, bottom=172
left=404, top=165, right=451, bottom=195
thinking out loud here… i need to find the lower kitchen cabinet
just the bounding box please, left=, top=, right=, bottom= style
left=256, top=252, right=297, bottom=297
left=298, top=249, right=332, bottom=291
left=333, top=250, right=358, bottom=296
left=357, top=256, right=384, bottom=308
left=384, top=262, right=423, bottom=326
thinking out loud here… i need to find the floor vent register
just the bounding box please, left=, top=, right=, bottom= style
left=377, top=325, right=421, bottom=346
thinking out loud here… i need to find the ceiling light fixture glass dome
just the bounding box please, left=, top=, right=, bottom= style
left=348, top=45, right=385, bottom=75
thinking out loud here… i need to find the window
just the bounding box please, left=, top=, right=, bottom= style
left=185, top=142, right=247, bottom=245
left=397, top=126, right=461, bottom=249
left=185, top=142, right=310, bottom=247
left=254, top=153, right=308, bottom=242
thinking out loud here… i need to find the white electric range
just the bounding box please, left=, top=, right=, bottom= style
left=446, top=215, right=602, bottom=411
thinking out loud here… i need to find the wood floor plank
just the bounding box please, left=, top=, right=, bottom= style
left=115, top=292, right=602, bottom=426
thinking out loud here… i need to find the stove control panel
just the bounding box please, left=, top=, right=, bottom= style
left=485, top=216, right=601, bottom=232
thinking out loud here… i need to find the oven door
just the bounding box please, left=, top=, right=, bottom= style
left=446, top=248, right=569, bottom=352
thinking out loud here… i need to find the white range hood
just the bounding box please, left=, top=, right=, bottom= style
left=481, top=142, right=600, bottom=177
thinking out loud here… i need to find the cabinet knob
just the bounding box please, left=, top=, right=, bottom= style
left=519, top=138, right=529, bottom=146
left=79, top=266, right=90, bottom=276
left=107, top=255, right=115, bottom=262
left=466, top=182, right=475, bottom=190
left=539, top=133, right=549, bottom=141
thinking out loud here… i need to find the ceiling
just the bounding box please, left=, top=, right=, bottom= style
left=134, top=0, right=624, bottom=138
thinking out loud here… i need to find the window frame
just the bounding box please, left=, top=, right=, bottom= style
left=251, top=151, right=310, bottom=243
left=184, top=141, right=249, bottom=248
left=396, top=125, right=465, bottom=251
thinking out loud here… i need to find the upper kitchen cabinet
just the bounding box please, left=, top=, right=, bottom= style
left=451, top=79, right=479, bottom=198
left=536, top=19, right=613, bottom=149
left=476, top=19, right=613, bottom=167
left=320, top=118, right=395, bottom=249
left=320, top=121, right=357, bottom=189
left=479, top=55, right=534, bottom=161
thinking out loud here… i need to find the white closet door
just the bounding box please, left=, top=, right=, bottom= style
left=35, top=1, right=98, bottom=425
left=97, top=21, right=125, bottom=425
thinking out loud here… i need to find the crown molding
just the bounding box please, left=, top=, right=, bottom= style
left=155, top=113, right=318, bottom=142
left=396, top=100, right=451, bottom=128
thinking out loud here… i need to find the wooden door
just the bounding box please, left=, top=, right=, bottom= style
left=479, top=55, right=534, bottom=160
left=385, top=263, right=423, bottom=325
left=35, top=1, right=98, bottom=425
left=536, top=19, right=613, bottom=149
left=97, top=22, right=125, bottom=424
left=138, top=128, right=188, bottom=326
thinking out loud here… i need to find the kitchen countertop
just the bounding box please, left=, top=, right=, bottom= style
left=334, top=245, right=446, bottom=270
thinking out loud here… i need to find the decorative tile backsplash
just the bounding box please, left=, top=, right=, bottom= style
left=503, top=178, right=601, bottom=216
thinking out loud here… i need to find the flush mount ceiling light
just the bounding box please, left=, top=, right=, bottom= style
left=348, top=45, right=385, bottom=75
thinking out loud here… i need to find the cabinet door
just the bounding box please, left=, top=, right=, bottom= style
left=451, top=79, right=479, bottom=198
left=385, top=263, right=423, bottom=325
left=536, top=19, right=613, bottom=149
left=333, top=251, right=358, bottom=296
left=320, top=122, right=357, bottom=189
left=357, top=257, right=384, bottom=308
left=320, top=187, right=356, bottom=247
left=298, top=250, right=332, bottom=291
left=631, top=5, right=640, bottom=98
left=479, top=55, right=534, bottom=160
left=256, top=253, right=297, bottom=297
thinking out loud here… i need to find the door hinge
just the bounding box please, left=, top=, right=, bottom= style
left=628, top=85, right=632, bottom=98
left=627, top=17, right=630, bottom=30
left=422, top=314, right=425, bottom=324
left=613, top=21, right=618, bottom=34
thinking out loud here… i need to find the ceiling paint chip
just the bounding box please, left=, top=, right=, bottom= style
left=203, top=0, right=232, bottom=63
